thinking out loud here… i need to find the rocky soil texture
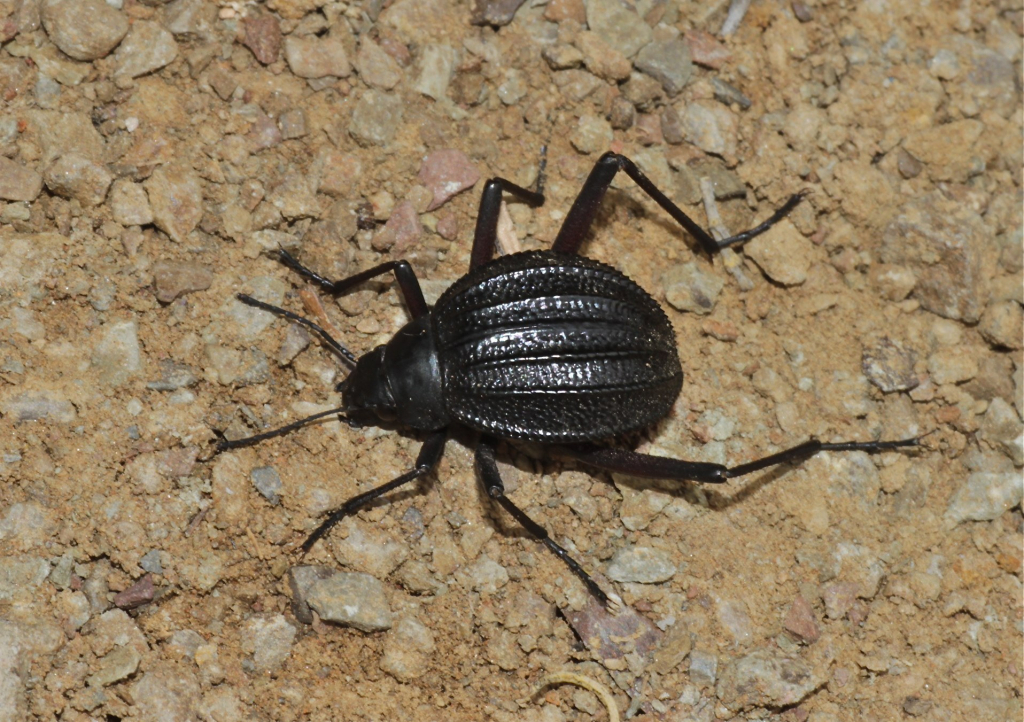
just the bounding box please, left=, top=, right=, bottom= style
left=0, top=0, right=1021, bottom=721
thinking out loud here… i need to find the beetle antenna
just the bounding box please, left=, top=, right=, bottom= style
left=237, top=294, right=357, bottom=366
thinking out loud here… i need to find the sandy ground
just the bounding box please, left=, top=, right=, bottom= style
left=0, top=0, right=1021, bottom=720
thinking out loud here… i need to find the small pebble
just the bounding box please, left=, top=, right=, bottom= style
left=717, top=650, right=822, bottom=712
left=41, top=0, right=128, bottom=61
left=927, top=347, right=978, bottom=385
left=471, top=0, right=527, bottom=26
left=928, top=49, right=960, bottom=80
left=576, top=31, right=632, bottom=81
left=896, top=148, right=923, bottom=179
left=380, top=616, right=436, bottom=681
left=0, top=157, right=43, bottom=202
left=250, top=466, right=283, bottom=505
left=822, top=581, right=859, bottom=619
left=242, top=14, right=282, bottom=65
left=978, top=301, right=1023, bottom=349
left=635, top=36, right=693, bottom=95
left=606, top=545, right=676, bottom=583
left=689, top=649, right=718, bottom=686
left=349, top=89, right=404, bottom=146
left=544, top=0, right=587, bottom=23
left=356, top=39, right=403, bottom=90
left=288, top=565, right=336, bottom=624
left=978, top=398, right=1024, bottom=466
left=0, top=391, right=77, bottom=423
left=496, top=69, right=527, bottom=105
left=144, top=164, right=204, bottom=243
left=743, top=220, right=812, bottom=286
left=880, top=195, right=983, bottom=321
left=585, top=0, right=652, bottom=58
left=413, top=44, right=457, bottom=100
left=868, top=263, right=917, bottom=301
left=792, top=1, right=814, bottom=22
left=944, top=471, right=1023, bottom=525
left=43, top=153, right=112, bottom=207
left=329, top=519, right=409, bottom=578
left=267, top=173, right=318, bottom=219
left=139, top=550, right=163, bottom=575
left=92, top=319, right=143, bottom=387
left=109, top=179, right=154, bottom=225
left=454, top=554, right=509, bottom=593
left=152, top=261, right=213, bottom=304
left=710, top=77, right=752, bottom=109
left=146, top=360, right=199, bottom=391
left=685, top=30, right=731, bottom=69
left=130, top=664, right=200, bottom=720
left=417, top=149, right=480, bottom=211
left=663, top=262, right=723, bottom=315
left=115, top=21, right=178, bottom=79
left=783, top=595, right=820, bottom=643
left=278, top=108, right=307, bottom=139
left=660, top=106, right=684, bottom=144
left=679, top=101, right=737, bottom=157
left=570, top=114, right=613, bottom=155
left=284, top=35, right=351, bottom=79
left=248, top=113, right=283, bottom=152
left=241, top=615, right=296, bottom=671
left=113, top=574, right=155, bottom=610
left=88, top=645, right=142, bottom=688
left=305, top=571, right=393, bottom=632
left=862, top=337, right=918, bottom=393
left=542, top=43, right=584, bottom=70
left=372, top=200, right=422, bottom=253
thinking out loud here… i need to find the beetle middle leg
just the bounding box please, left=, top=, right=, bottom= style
left=476, top=438, right=611, bottom=605
left=551, top=152, right=805, bottom=257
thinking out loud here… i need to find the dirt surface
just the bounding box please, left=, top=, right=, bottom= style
left=0, top=0, right=1022, bottom=720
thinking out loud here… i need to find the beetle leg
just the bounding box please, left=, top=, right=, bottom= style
left=551, top=152, right=805, bottom=257
left=476, top=438, right=611, bottom=606
left=301, top=430, right=447, bottom=553
left=469, top=178, right=546, bottom=269
left=562, top=435, right=922, bottom=483
left=278, top=249, right=430, bottom=319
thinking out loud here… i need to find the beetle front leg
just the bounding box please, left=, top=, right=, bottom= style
left=476, top=438, right=611, bottom=605
left=551, top=152, right=805, bottom=257
left=278, top=249, right=429, bottom=319
left=562, top=435, right=922, bottom=484
left=301, top=430, right=447, bottom=553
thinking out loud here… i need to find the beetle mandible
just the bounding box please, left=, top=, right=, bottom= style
left=218, top=151, right=920, bottom=605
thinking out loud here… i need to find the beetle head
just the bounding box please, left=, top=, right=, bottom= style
left=336, top=346, right=398, bottom=422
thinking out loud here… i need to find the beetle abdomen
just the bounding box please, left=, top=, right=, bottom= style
left=433, top=251, right=682, bottom=442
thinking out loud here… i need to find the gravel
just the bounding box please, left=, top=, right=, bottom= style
left=1, top=1, right=1019, bottom=720
left=304, top=571, right=393, bottom=632
left=0, top=157, right=43, bottom=201
left=662, top=261, right=723, bottom=315
left=716, top=649, right=824, bottom=712
left=606, top=545, right=676, bottom=584
left=41, top=0, right=128, bottom=61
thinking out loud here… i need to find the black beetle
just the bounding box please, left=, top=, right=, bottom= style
left=219, top=152, right=919, bottom=604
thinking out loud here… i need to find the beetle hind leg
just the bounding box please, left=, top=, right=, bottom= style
left=562, top=434, right=923, bottom=483
left=476, top=438, right=611, bottom=606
